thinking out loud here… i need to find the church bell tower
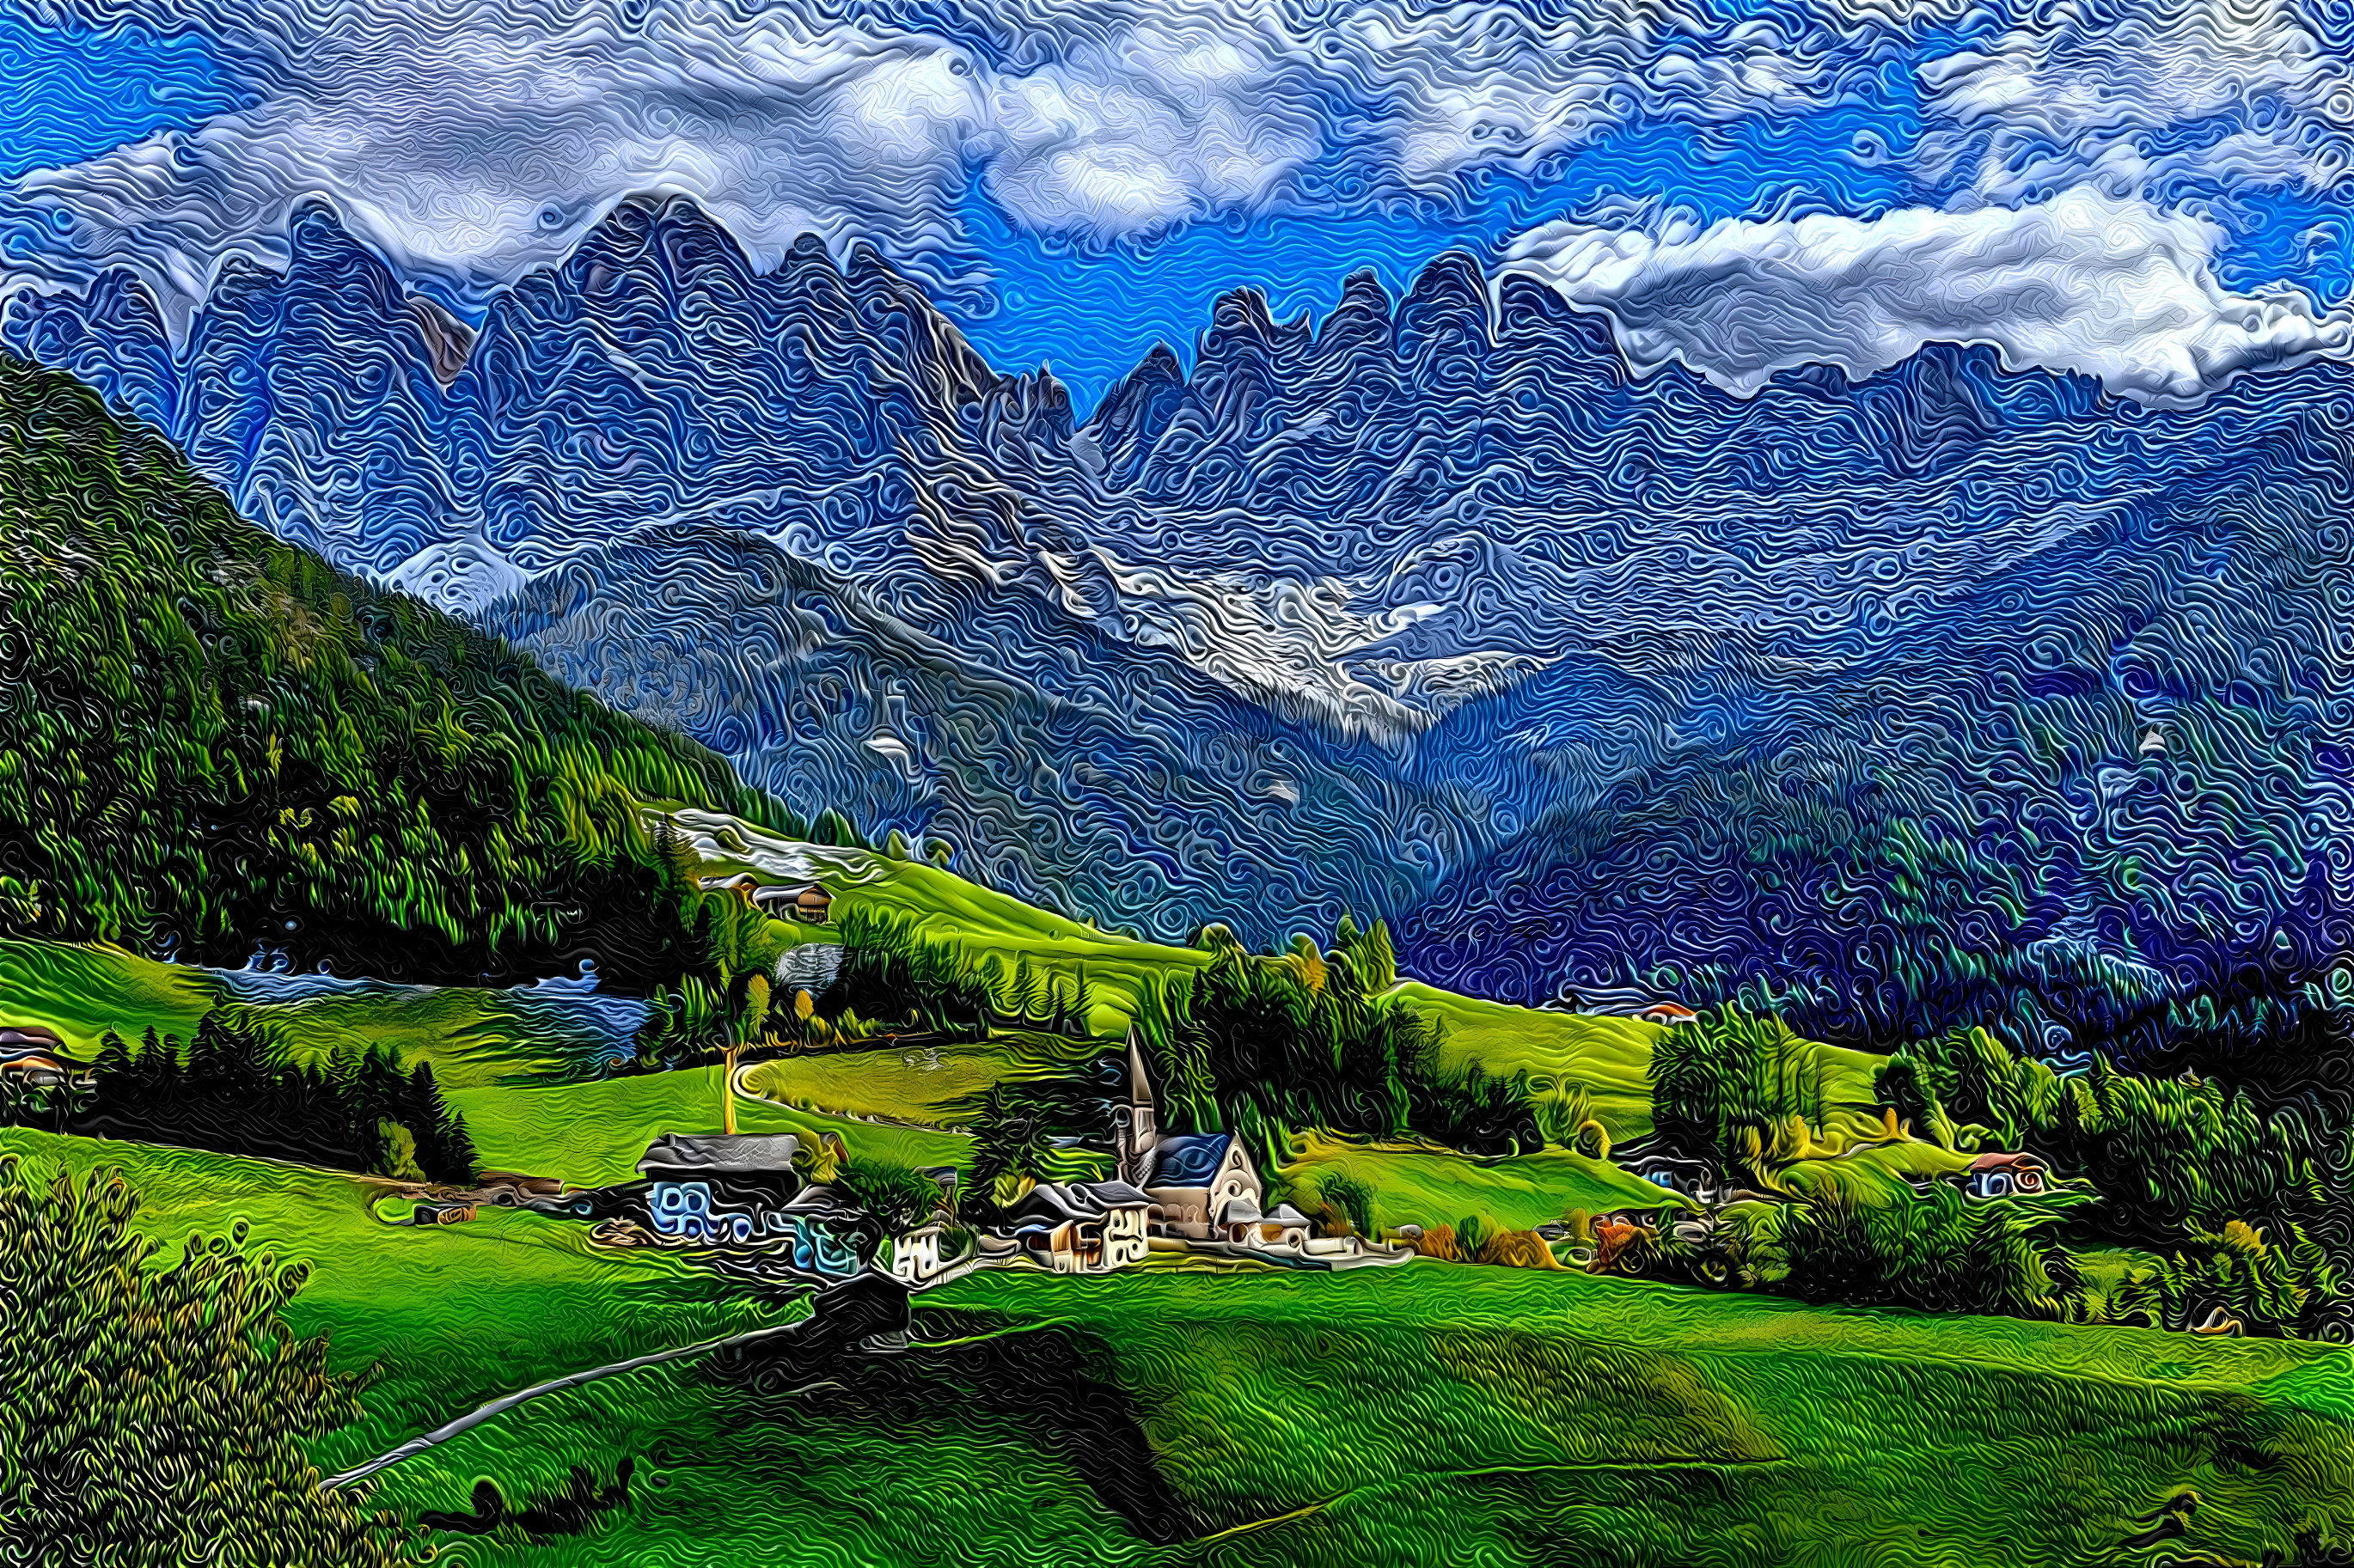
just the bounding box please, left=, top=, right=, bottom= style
left=1114, top=1028, right=1158, bottom=1186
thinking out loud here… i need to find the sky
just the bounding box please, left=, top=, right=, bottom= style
left=3, top=0, right=2350, bottom=412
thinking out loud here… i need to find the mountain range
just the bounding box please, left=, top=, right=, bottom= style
left=9, top=193, right=2349, bottom=1062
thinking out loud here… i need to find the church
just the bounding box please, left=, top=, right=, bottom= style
left=1113, top=1032, right=1308, bottom=1246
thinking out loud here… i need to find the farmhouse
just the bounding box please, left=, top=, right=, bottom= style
left=1636, top=1001, right=1698, bottom=1027
left=1960, top=1151, right=2050, bottom=1199
left=694, top=876, right=834, bottom=924
left=638, top=1133, right=804, bottom=1243
left=0, top=1054, right=85, bottom=1089
left=0, top=1023, right=66, bottom=1056
left=1002, top=1181, right=1155, bottom=1272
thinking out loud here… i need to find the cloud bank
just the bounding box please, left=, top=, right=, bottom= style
left=4, top=0, right=2347, bottom=395
left=3, top=0, right=1833, bottom=325
left=1501, top=188, right=2353, bottom=405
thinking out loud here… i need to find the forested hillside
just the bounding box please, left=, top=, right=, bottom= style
left=0, top=355, right=784, bottom=986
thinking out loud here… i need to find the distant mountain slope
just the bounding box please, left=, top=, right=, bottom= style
left=9, top=198, right=2351, bottom=1066
left=484, top=525, right=1470, bottom=936
left=0, top=355, right=778, bottom=985
left=1401, top=397, right=2354, bottom=1061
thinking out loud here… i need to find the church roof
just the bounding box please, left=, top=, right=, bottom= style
left=1146, top=1133, right=1234, bottom=1187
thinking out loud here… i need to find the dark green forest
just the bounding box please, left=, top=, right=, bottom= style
left=0, top=357, right=795, bottom=987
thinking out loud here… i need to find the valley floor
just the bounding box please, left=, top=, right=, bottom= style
left=7, top=1124, right=2351, bottom=1568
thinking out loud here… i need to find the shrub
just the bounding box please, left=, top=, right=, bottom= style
left=838, top=1161, right=945, bottom=1235
left=0, top=1156, right=410, bottom=1565
left=1766, top=1181, right=2086, bottom=1320
left=1318, top=1172, right=1377, bottom=1239
left=2116, top=1218, right=2349, bottom=1337
left=1453, top=1213, right=1493, bottom=1262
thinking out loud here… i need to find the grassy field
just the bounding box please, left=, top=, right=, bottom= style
left=1394, top=982, right=1893, bottom=1150
left=667, top=807, right=1211, bottom=1034
left=1281, top=1128, right=1691, bottom=1233
left=1393, top=982, right=1660, bottom=1140
left=0, top=938, right=216, bottom=1052
left=11, top=1123, right=2351, bottom=1567
left=448, top=1065, right=972, bottom=1187
left=739, top=1029, right=1110, bottom=1129
left=0, top=938, right=623, bottom=1087
left=0, top=1128, right=790, bottom=1485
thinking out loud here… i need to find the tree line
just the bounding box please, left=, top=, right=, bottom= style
left=19, top=1010, right=480, bottom=1184
left=1138, top=916, right=1546, bottom=1169
left=1640, top=1007, right=2350, bottom=1337
left=0, top=356, right=861, bottom=993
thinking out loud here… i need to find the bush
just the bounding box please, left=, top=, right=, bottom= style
left=1454, top=1213, right=1493, bottom=1262
left=2116, top=1218, right=2349, bottom=1337
left=1766, top=1181, right=2086, bottom=1320
left=0, top=1156, right=410, bottom=1565
left=838, top=1161, right=946, bottom=1235
left=1318, top=1172, right=1377, bottom=1239
left=1650, top=1010, right=1831, bottom=1176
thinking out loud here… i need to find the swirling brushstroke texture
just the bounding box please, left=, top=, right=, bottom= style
left=8, top=190, right=2348, bottom=1072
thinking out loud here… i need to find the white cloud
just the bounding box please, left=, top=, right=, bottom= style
left=1500, top=187, right=2353, bottom=406
left=3, top=0, right=1845, bottom=322
left=1912, top=0, right=2353, bottom=205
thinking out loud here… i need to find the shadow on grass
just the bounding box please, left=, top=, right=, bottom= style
left=707, top=1320, right=1197, bottom=1546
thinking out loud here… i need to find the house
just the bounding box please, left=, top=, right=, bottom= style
left=694, top=876, right=832, bottom=924
left=698, top=873, right=764, bottom=906
left=0, top=1024, right=66, bottom=1055
left=767, top=1184, right=870, bottom=1276
left=1960, top=1151, right=2049, bottom=1199
left=1002, top=1181, right=1156, bottom=1272
left=890, top=1223, right=950, bottom=1284
left=1636, top=1001, right=1698, bottom=1027
left=1218, top=1199, right=1312, bottom=1248
left=638, top=1133, right=804, bottom=1244
left=0, top=1054, right=85, bottom=1090
left=1628, top=1155, right=1718, bottom=1206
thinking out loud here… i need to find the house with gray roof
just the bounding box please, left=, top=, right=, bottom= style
left=1003, top=1180, right=1156, bottom=1272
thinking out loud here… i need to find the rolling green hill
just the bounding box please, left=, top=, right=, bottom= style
left=9, top=1126, right=2350, bottom=1568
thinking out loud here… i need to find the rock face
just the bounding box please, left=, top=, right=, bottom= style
left=11, top=194, right=2352, bottom=1061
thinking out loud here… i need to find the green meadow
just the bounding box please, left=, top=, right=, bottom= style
left=1281, top=1128, right=1690, bottom=1232
left=10, top=1126, right=2351, bottom=1568
left=739, top=1028, right=1108, bottom=1129
left=8, top=920, right=2351, bottom=1568
left=670, top=810, right=1212, bottom=1034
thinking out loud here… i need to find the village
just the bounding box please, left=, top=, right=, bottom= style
left=394, top=1029, right=1425, bottom=1293
left=352, top=1000, right=2069, bottom=1315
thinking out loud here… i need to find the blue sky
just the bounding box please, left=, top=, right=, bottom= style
left=949, top=55, right=1950, bottom=409
left=4, top=0, right=2349, bottom=409
left=0, top=14, right=245, bottom=183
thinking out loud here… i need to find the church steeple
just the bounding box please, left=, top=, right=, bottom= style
left=1116, top=1026, right=1158, bottom=1185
